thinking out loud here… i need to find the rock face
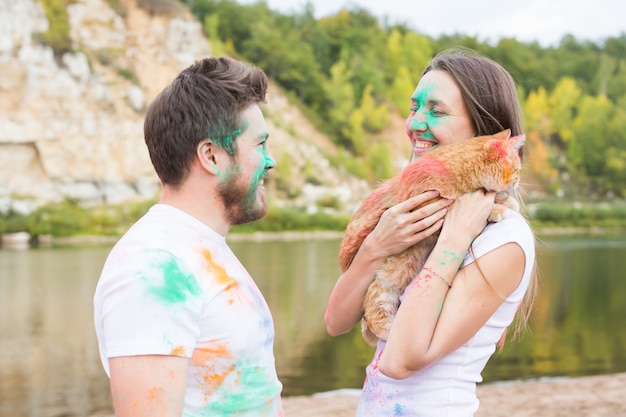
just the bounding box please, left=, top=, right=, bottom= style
left=0, top=0, right=211, bottom=207
left=0, top=0, right=370, bottom=214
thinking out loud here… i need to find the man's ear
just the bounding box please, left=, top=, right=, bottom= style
left=197, top=140, right=223, bottom=175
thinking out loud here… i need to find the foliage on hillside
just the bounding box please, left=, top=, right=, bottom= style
left=35, top=0, right=626, bottom=199
left=180, top=0, right=626, bottom=200
left=3, top=197, right=626, bottom=238
left=38, top=0, right=73, bottom=55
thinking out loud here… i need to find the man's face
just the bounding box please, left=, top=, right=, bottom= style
left=217, top=104, right=275, bottom=225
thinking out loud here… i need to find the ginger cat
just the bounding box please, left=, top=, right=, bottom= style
left=338, top=130, right=525, bottom=346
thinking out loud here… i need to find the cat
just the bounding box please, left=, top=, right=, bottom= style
left=338, top=129, right=525, bottom=346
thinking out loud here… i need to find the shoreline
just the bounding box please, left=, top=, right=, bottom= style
left=2, top=225, right=625, bottom=249
left=86, top=373, right=626, bottom=416
left=281, top=372, right=626, bottom=417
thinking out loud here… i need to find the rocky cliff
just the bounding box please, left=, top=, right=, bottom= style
left=0, top=0, right=371, bottom=214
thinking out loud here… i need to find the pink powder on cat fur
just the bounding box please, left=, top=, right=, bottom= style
left=490, top=141, right=508, bottom=158
left=401, top=158, right=449, bottom=182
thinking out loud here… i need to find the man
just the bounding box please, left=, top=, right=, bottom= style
left=94, top=57, right=283, bottom=417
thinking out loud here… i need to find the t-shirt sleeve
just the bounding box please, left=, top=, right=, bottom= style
left=97, top=248, right=204, bottom=359
left=462, top=210, right=535, bottom=299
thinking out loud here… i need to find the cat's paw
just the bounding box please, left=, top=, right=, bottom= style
left=362, top=315, right=393, bottom=346
left=495, top=192, right=520, bottom=212
left=361, top=321, right=380, bottom=346
left=488, top=203, right=509, bottom=223
left=368, top=318, right=392, bottom=343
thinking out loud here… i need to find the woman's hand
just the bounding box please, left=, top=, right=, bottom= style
left=439, top=189, right=496, bottom=247
left=362, top=190, right=453, bottom=260
left=325, top=190, right=452, bottom=336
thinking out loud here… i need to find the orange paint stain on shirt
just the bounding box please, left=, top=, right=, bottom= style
left=191, top=343, right=232, bottom=366
left=203, top=363, right=236, bottom=386
left=200, top=248, right=238, bottom=290
left=192, top=343, right=238, bottom=397
left=170, top=345, right=186, bottom=356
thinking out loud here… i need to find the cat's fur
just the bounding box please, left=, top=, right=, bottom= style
left=338, top=130, right=525, bottom=346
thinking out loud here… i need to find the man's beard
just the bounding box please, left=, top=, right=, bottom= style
left=217, top=167, right=267, bottom=226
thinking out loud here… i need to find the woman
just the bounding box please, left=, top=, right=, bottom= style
left=324, top=48, right=537, bottom=416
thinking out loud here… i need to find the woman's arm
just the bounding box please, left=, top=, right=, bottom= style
left=325, top=191, right=453, bottom=336
left=378, top=191, right=526, bottom=379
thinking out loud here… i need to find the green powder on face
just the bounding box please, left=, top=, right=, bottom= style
left=409, top=84, right=442, bottom=133
left=221, top=128, right=242, bottom=156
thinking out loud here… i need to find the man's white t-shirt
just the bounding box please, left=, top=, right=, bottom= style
left=94, top=204, right=283, bottom=416
left=356, top=210, right=535, bottom=417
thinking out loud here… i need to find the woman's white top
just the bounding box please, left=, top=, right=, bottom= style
left=356, top=210, right=535, bottom=417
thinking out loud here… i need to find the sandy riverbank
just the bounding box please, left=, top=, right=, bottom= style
left=88, top=373, right=626, bottom=416
left=281, top=373, right=626, bottom=417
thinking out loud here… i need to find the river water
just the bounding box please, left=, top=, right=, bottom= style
left=1, top=233, right=625, bottom=416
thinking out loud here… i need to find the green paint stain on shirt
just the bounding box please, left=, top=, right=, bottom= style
left=198, top=365, right=280, bottom=415
left=143, top=254, right=202, bottom=304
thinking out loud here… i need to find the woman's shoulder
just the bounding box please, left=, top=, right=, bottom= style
left=487, top=208, right=533, bottom=236
left=471, top=209, right=535, bottom=258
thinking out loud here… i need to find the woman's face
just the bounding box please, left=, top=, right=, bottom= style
left=405, top=69, right=475, bottom=162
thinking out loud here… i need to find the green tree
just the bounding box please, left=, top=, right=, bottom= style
left=38, top=0, right=72, bottom=55
left=553, top=35, right=601, bottom=93
left=399, top=32, right=432, bottom=78
left=241, top=17, right=323, bottom=105
left=359, top=84, right=389, bottom=133
left=491, top=38, right=547, bottom=93
left=383, top=29, right=404, bottom=85
left=594, top=53, right=617, bottom=97
left=342, top=108, right=366, bottom=155
left=295, top=2, right=332, bottom=74
left=365, top=142, right=394, bottom=181
left=324, top=60, right=355, bottom=138
left=525, top=87, right=551, bottom=136
left=203, top=14, right=225, bottom=56
left=523, top=88, right=556, bottom=186
left=567, top=95, right=613, bottom=192
left=606, top=59, right=626, bottom=104
left=548, top=77, right=582, bottom=144
left=605, top=102, right=626, bottom=196
left=389, top=66, right=415, bottom=117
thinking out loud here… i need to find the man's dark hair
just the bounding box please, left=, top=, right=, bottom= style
left=144, top=57, right=268, bottom=186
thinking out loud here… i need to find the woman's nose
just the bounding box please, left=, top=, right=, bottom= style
left=407, top=113, right=427, bottom=131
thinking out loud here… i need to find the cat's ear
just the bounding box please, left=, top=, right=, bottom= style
left=509, top=134, right=526, bottom=153
left=494, top=129, right=511, bottom=140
